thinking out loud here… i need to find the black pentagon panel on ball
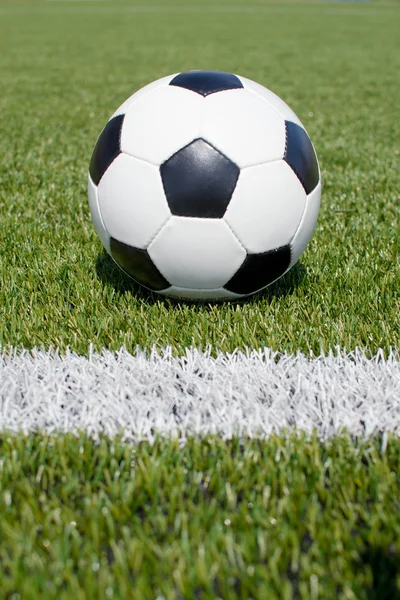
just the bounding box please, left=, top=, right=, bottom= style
left=110, top=237, right=170, bottom=291
left=224, top=246, right=291, bottom=295
left=161, top=138, right=239, bottom=219
left=284, top=121, right=319, bottom=195
left=89, top=114, right=125, bottom=186
left=169, top=71, right=243, bottom=97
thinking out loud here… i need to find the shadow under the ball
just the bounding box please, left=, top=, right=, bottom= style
left=249, top=261, right=307, bottom=304
left=95, top=251, right=161, bottom=305
left=95, top=251, right=307, bottom=306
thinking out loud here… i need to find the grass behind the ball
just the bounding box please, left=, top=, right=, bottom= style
left=0, top=4, right=400, bottom=599
left=0, top=0, right=398, bottom=355
left=1, top=433, right=400, bottom=599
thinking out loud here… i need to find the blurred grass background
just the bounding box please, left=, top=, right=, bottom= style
left=1, top=433, right=400, bottom=599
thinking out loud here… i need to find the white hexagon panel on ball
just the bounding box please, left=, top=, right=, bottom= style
left=201, top=88, right=286, bottom=169
left=97, top=153, right=170, bottom=250
left=110, top=73, right=179, bottom=119
left=224, top=160, right=306, bottom=254
left=238, top=75, right=304, bottom=128
left=121, top=85, right=203, bottom=166
left=148, top=217, right=246, bottom=290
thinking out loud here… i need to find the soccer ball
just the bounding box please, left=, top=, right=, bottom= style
left=88, top=70, right=321, bottom=300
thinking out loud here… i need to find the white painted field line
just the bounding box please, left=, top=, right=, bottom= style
left=0, top=347, right=399, bottom=442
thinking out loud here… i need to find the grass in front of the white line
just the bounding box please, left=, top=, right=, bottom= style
left=0, top=433, right=400, bottom=598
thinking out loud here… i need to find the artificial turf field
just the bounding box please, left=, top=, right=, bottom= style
left=0, top=0, right=399, bottom=598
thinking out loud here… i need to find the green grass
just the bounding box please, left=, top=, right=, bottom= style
left=0, top=0, right=398, bottom=355
left=0, top=433, right=400, bottom=599
left=0, top=3, right=399, bottom=598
